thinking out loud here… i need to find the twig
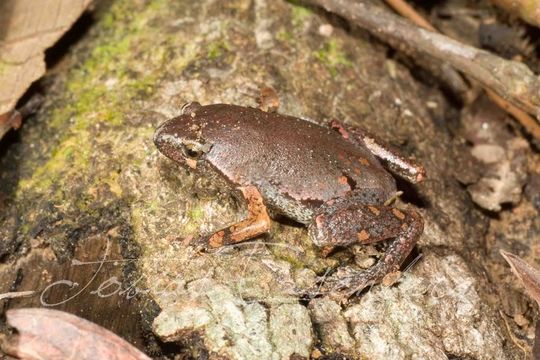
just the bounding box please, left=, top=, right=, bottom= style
left=383, top=0, right=540, bottom=141
left=485, top=89, right=540, bottom=140
left=0, top=291, right=36, bottom=301
left=490, top=0, right=540, bottom=28
left=384, top=0, right=436, bottom=31
left=339, top=1, right=471, bottom=99
left=499, top=310, right=530, bottom=359
left=303, top=0, right=540, bottom=123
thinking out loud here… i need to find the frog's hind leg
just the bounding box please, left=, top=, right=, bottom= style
left=192, top=185, right=271, bottom=251
left=307, top=202, right=423, bottom=296
left=329, top=120, right=426, bottom=183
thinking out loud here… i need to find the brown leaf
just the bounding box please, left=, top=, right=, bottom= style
left=0, top=110, right=22, bottom=139
left=467, top=138, right=528, bottom=212
left=1, top=308, right=151, bottom=360
left=500, top=250, right=540, bottom=307
left=0, top=0, right=91, bottom=115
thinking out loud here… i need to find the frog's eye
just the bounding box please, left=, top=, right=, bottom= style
left=181, top=140, right=210, bottom=159
left=183, top=144, right=202, bottom=158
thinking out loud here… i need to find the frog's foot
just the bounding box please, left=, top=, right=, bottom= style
left=187, top=236, right=213, bottom=254
left=329, top=120, right=426, bottom=183
left=189, top=185, right=271, bottom=252
left=305, top=203, right=423, bottom=297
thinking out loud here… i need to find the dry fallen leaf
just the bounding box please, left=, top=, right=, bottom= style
left=1, top=308, right=151, bottom=360
left=500, top=250, right=540, bottom=307
left=0, top=0, right=91, bottom=120
left=0, top=110, right=22, bottom=139
left=500, top=250, right=540, bottom=359
left=467, top=138, right=528, bottom=212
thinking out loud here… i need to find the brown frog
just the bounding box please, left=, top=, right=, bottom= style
left=154, top=102, right=425, bottom=295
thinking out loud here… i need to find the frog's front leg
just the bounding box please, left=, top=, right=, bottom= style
left=306, top=199, right=423, bottom=296
left=330, top=120, right=426, bottom=183
left=192, top=185, right=271, bottom=251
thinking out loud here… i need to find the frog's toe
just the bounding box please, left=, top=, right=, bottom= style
left=192, top=243, right=208, bottom=254
left=294, top=278, right=359, bottom=304
left=317, top=276, right=353, bottom=295
left=184, top=236, right=210, bottom=253
left=305, top=270, right=376, bottom=298
left=294, top=273, right=350, bottom=297
left=293, top=284, right=324, bottom=299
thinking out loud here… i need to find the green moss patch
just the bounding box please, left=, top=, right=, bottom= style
left=314, top=39, right=352, bottom=77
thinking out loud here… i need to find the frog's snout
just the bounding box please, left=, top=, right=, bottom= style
left=153, top=119, right=185, bottom=163
left=153, top=120, right=169, bottom=148
left=154, top=118, right=183, bottom=149
left=154, top=117, right=211, bottom=168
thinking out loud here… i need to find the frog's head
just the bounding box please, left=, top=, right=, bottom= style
left=154, top=102, right=212, bottom=169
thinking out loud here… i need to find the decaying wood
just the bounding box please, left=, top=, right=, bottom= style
left=303, top=0, right=540, bottom=124
left=0, top=234, right=149, bottom=352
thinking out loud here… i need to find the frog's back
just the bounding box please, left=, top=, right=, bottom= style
left=198, top=104, right=397, bottom=217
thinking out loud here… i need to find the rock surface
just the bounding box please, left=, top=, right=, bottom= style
left=1, top=0, right=538, bottom=359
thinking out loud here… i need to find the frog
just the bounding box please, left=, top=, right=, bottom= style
left=153, top=101, right=425, bottom=295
